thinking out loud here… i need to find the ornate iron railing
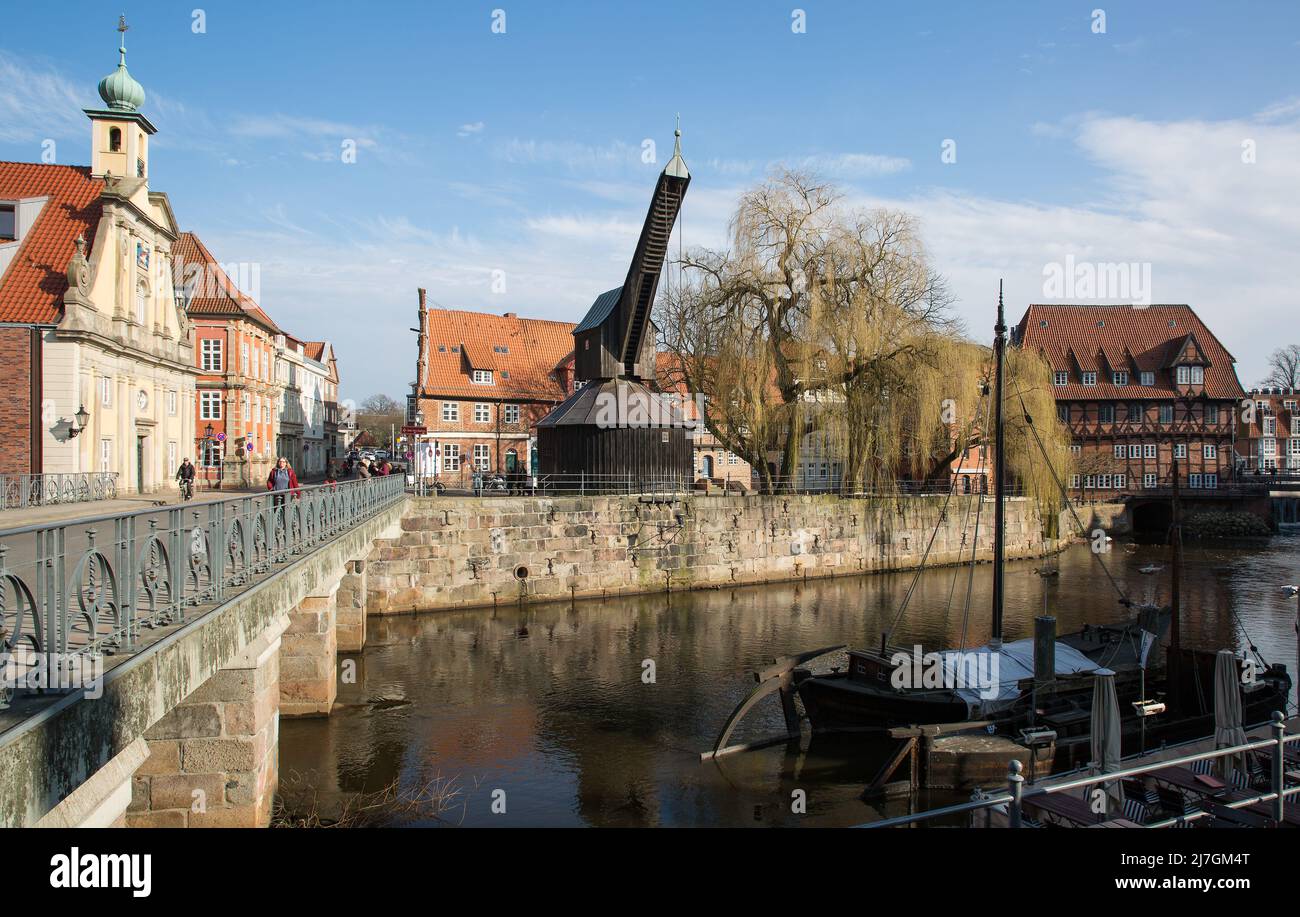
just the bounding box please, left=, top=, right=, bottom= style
left=0, top=475, right=405, bottom=708
left=0, top=473, right=119, bottom=510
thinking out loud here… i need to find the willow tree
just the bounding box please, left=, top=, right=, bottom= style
left=657, top=169, right=1073, bottom=504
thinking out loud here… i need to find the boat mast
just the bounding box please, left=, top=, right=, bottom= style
left=991, top=281, right=1007, bottom=649
left=1169, top=454, right=1182, bottom=702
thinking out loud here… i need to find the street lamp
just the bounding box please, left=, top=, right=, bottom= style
left=68, top=404, right=91, bottom=438
left=1284, top=585, right=1299, bottom=714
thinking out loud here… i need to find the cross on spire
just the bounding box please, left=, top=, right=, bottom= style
left=117, top=14, right=129, bottom=63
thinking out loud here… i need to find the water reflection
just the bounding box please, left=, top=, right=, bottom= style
left=278, top=538, right=1300, bottom=827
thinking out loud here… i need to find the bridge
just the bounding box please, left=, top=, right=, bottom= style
left=0, top=476, right=405, bottom=827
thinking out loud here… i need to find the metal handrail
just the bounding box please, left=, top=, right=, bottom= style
left=0, top=475, right=406, bottom=708
left=860, top=712, right=1297, bottom=828
left=0, top=473, right=119, bottom=511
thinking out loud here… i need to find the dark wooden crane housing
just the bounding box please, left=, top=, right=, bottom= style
left=537, top=130, right=693, bottom=483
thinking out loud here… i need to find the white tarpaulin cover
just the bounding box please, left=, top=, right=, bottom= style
left=941, top=638, right=1100, bottom=717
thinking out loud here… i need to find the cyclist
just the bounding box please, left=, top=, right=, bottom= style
left=175, top=458, right=196, bottom=501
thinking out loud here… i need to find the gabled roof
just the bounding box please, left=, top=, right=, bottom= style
left=174, top=231, right=282, bottom=334
left=1015, top=304, right=1243, bottom=400
left=574, top=287, right=621, bottom=334
left=0, top=163, right=105, bottom=324
left=421, top=307, right=576, bottom=401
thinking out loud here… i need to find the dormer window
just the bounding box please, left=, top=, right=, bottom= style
left=109, top=127, right=122, bottom=152
left=1081, top=372, right=1097, bottom=386
left=1190, top=366, right=1203, bottom=384
left=1177, top=366, right=1189, bottom=384
left=1113, top=371, right=1128, bottom=386
left=1140, top=371, right=1154, bottom=386
left=1053, top=371, right=1068, bottom=386
left=472, top=369, right=493, bottom=385
left=0, top=204, right=14, bottom=240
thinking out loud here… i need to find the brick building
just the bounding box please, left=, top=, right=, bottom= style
left=1237, top=388, right=1299, bottom=474
left=410, top=289, right=575, bottom=480
left=173, top=231, right=283, bottom=486
left=1015, top=304, right=1244, bottom=497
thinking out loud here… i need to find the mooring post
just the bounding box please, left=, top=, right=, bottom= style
left=1272, top=711, right=1286, bottom=825
left=1007, top=759, right=1024, bottom=828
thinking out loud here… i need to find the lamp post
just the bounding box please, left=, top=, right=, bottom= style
left=1284, top=585, right=1299, bottom=715
left=201, top=422, right=215, bottom=489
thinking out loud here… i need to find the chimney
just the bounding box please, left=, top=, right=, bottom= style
left=418, top=287, right=427, bottom=313
left=504, top=312, right=516, bottom=319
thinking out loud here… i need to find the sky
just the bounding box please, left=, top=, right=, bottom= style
left=2, top=0, right=1298, bottom=402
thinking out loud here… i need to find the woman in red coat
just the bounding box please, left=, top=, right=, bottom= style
left=267, top=457, right=299, bottom=510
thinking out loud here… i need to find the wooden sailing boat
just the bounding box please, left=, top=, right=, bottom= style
left=789, top=287, right=1290, bottom=764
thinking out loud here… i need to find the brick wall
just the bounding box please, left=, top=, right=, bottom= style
left=0, top=327, right=35, bottom=474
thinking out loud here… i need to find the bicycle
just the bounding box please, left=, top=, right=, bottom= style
left=179, top=478, right=194, bottom=501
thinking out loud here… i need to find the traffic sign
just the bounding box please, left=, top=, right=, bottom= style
left=401, top=425, right=427, bottom=435
left=216, top=432, right=226, bottom=442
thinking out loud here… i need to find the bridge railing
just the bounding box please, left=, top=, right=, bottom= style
left=0, top=473, right=119, bottom=510
left=0, top=475, right=405, bottom=708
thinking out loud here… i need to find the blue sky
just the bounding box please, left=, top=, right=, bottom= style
left=3, top=1, right=1298, bottom=400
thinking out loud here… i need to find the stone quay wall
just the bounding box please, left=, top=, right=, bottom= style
left=366, top=494, right=1049, bottom=614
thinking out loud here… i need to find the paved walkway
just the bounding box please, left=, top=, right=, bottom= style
left=0, top=474, right=333, bottom=531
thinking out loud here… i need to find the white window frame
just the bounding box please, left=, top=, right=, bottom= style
left=473, top=443, right=490, bottom=470
left=1143, top=444, right=1156, bottom=459
left=1188, top=473, right=1203, bottom=489
left=1113, top=444, right=1125, bottom=458
left=1081, top=372, right=1097, bottom=386
left=442, top=443, right=461, bottom=471
left=99, top=438, right=112, bottom=473
left=1190, top=366, right=1204, bottom=384
left=1174, top=443, right=1187, bottom=459
left=504, top=404, right=520, bottom=424
left=1177, top=366, right=1190, bottom=384
left=1128, top=444, right=1140, bottom=459
left=442, top=402, right=459, bottom=422
left=200, top=391, right=222, bottom=420
left=474, top=403, right=490, bottom=423
left=1053, top=371, right=1068, bottom=386
left=201, top=338, right=223, bottom=372
left=472, top=369, right=493, bottom=385
left=1143, top=473, right=1157, bottom=488
left=1114, top=474, right=1126, bottom=489
left=1140, top=371, right=1154, bottom=386
left=1204, top=473, right=1218, bottom=489
left=1203, top=444, right=1216, bottom=459
left=1113, top=371, right=1128, bottom=386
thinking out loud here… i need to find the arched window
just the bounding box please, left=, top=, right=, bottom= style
left=109, top=127, right=122, bottom=152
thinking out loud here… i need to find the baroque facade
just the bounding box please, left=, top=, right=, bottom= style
left=0, top=39, right=196, bottom=492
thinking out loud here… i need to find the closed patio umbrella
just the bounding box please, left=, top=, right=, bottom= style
left=1214, top=649, right=1248, bottom=784
left=1090, top=667, right=1123, bottom=818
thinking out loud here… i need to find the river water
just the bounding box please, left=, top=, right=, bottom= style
left=278, top=537, right=1300, bottom=827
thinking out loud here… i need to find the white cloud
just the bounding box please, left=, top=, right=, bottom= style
left=0, top=52, right=89, bottom=143
left=796, top=152, right=911, bottom=177
left=457, top=121, right=485, bottom=138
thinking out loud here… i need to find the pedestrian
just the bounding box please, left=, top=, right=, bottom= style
left=379, top=459, right=392, bottom=476
left=356, top=458, right=371, bottom=479
left=175, top=457, right=196, bottom=500
left=324, top=463, right=338, bottom=489
left=267, top=457, right=299, bottom=511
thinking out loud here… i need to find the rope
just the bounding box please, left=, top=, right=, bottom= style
left=1013, top=388, right=1132, bottom=608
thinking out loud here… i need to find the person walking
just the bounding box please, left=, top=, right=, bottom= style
left=175, top=458, right=196, bottom=500
left=356, top=458, right=371, bottom=479
left=267, top=457, right=299, bottom=511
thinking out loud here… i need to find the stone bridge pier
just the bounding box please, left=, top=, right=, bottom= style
left=5, top=498, right=405, bottom=830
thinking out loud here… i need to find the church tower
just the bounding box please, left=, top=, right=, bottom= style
left=85, top=16, right=157, bottom=181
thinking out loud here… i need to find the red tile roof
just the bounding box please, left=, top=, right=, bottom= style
left=1015, top=304, right=1244, bottom=401
left=0, top=163, right=104, bottom=324
left=303, top=341, right=327, bottom=362
left=420, top=308, right=574, bottom=401
left=174, top=230, right=282, bottom=334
